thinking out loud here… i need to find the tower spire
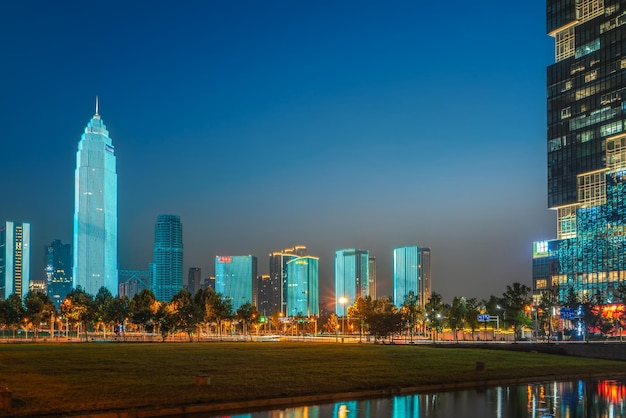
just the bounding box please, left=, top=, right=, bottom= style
left=95, top=96, right=100, bottom=118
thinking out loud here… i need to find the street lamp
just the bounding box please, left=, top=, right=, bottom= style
left=339, top=296, right=348, bottom=342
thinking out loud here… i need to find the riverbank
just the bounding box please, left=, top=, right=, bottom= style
left=1, top=342, right=625, bottom=417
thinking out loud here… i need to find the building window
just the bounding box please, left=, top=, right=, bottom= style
left=535, top=279, right=548, bottom=290
left=555, top=26, right=576, bottom=62
left=577, top=171, right=606, bottom=208
left=561, top=107, right=572, bottom=119
left=575, top=39, right=600, bottom=58
left=576, top=0, right=605, bottom=22
left=584, top=70, right=598, bottom=82
left=558, top=205, right=578, bottom=239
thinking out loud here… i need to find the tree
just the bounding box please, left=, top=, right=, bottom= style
left=235, top=302, right=259, bottom=339
left=324, top=313, right=339, bottom=336
left=107, top=296, right=130, bottom=339
left=61, top=288, right=95, bottom=340
left=94, top=287, right=114, bottom=338
left=538, top=286, right=559, bottom=341
left=23, top=291, right=56, bottom=340
left=501, top=283, right=532, bottom=340
left=2, top=294, right=25, bottom=338
left=447, top=296, right=467, bottom=342
left=464, top=298, right=481, bottom=341
left=154, top=302, right=174, bottom=341
left=171, top=289, right=203, bottom=341
left=129, top=289, right=158, bottom=334
left=348, top=296, right=373, bottom=342
left=400, top=292, right=421, bottom=343
left=196, top=288, right=232, bottom=340
left=366, top=297, right=403, bottom=343
left=425, top=293, right=446, bottom=341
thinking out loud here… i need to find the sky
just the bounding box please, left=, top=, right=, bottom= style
left=0, top=1, right=556, bottom=306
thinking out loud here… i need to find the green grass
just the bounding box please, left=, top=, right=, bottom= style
left=0, top=342, right=625, bottom=416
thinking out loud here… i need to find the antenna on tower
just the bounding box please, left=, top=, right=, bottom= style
left=95, top=96, right=100, bottom=117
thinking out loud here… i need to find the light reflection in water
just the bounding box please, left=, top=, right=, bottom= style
left=210, top=379, right=626, bottom=418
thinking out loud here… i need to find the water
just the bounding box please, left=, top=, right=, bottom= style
left=209, top=378, right=626, bottom=417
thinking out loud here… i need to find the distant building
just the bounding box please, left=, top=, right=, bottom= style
left=256, top=274, right=281, bottom=316
left=334, top=249, right=370, bottom=315
left=0, top=221, right=30, bottom=300
left=187, top=267, right=201, bottom=295
left=533, top=0, right=626, bottom=304
left=269, top=245, right=307, bottom=315
left=73, top=99, right=118, bottom=296
left=393, top=246, right=431, bottom=309
left=29, top=280, right=46, bottom=295
left=45, top=239, right=73, bottom=309
left=150, top=215, right=183, bottom=301
left=286, top=256, right=319, bottom=317
left=215, top=255, right=257, bottom=310
left=119, top=270, right=149, bottom=299
left=368, top=256, right=376, bottom=300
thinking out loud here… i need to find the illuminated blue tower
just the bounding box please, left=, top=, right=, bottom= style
left=286, top=256, right=319, bottom=317
left=334, top=249, right=369, bottom=315
left=150, top=215, right=183, bottom=301
left=215, top=255, right=257, bottom=310
left=393, top=246, right=431, bottom=309
left=73, top=98, right=118, bottom=296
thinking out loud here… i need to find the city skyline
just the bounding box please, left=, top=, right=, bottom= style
left=0, top=1, right=554, bottom=303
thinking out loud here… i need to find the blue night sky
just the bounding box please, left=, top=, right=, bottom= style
left=0, top=1, right=555, bottom=305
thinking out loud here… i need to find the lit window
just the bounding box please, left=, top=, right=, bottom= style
left=561, top=107, right=572, bottom=119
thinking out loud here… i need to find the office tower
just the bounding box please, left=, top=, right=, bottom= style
left=286, top=256, right=319, bottom=317
left=0, top=222, right=30, bottom=300
left=393, top=246, right=431, bottom=309
left=334, top=249, right=369, bottom=315
left=188, top=267, right=201, bottom=295
left=118, top=269, right=149, bottom=299
left=73, top=99, right=118, bottom=296
left=256, top=274, right=281, bottom=316
left=269, top=245, right=307, bottom=315
left=418, top=247, right=432, bottom=308
left=215, top=255, right=257, bottom=310
left=368, top=256, right=377, bottom=300
left=149, top=215, right=183, bottom=302
left=533, top=1, right=626, bottom=303
left=45, top=240, right=72, bottom=309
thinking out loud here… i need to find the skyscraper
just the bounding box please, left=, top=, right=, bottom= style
left=188, top=267, right=201, bottom=295
left=368, top=256, right=377, bottom=300
left=269, top=246, right=306, bottom=315
left=0, top=222, right=30, bottom=300
left=45, top=239, right=72, bottom=309
left=334, top=249, right=369, bottom=315
left=534, top=1, right=626, bottom=303
left=73, top=99, right=118, bottom=296
left=215, top=255, right=257, bottom=310
left=150, top=215, right=183, bottom=301
left=286, top=256, right=319, bottom=317
left=393, top=246, right=431, bottom=309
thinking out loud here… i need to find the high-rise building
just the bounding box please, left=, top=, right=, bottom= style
left=368, top=256, right=377, bottom=300
left=73, top=99, right=118, bottom=296
left=256, top=274, right=281, bottom=316
left=533, top=1, right=626, bottom=303
left=187, top=267, right=201, bottom=295
left=393, top=246, right=431, bottom=309
left=45, top=240, right=72, bottom=309
left=150, top=215, right=183, bottom=302
left=0, top=222, right=30, bottom=300
left=215, top=255, right=257, bottom=310
left=334, top=249, right=369, bottom=315
left=269, top=245, right=306, bottom=315
left=118, top=269, right=149, bottom=299
left=286, top=256, right=319, bottom=317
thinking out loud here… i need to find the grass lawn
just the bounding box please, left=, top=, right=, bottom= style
left=1, top=341, right=625, bottom=416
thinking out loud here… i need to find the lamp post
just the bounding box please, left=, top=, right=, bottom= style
left=339, top=296, right=348, bottom=343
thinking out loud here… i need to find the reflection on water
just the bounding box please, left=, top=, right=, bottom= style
left=210, top=379, right=626, bottom=417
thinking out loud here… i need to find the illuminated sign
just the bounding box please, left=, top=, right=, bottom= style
left=217, top=256, right=232, bottom=263
left=533, top=241, right=549, bottom=257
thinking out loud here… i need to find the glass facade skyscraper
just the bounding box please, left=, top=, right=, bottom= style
left=0, top=221, right=30, bottom=300
left=215, top=255, right=257, bottom=310
left=73, top=100, right=118, bottom=296
left=45, top=239, right=72, bottom=309
left=534, top=0, right=626, bottom=303
left=150, top=215, right=183, bottom=301
left=393, top=246, right=431, bottom=309
left=286, top=256, right=319, bottom=317
left=269, top=246, right=306, bottom=315
left=334, top=249, right=369, bottom=315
